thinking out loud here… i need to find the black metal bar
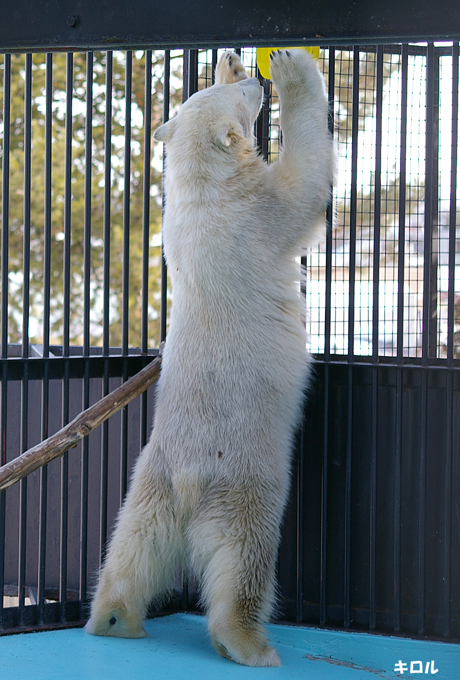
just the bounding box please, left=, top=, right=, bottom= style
left=256, top=80, right=271, bottom=161
left=43, top=52, right=53, bottom=357
left=18, top=52, right=33, bottom=625
left=447, top=43, right=458, bottom=366
left=60, top=52, right=74, bottom=622
left=141, top=50, right=152, bottom=356
left=38, top=52, right=53, bottom=625
left=22, top=53, right=32, bottom=359
left=369, top=45, right=384, bottom=631
left=343, top=46, right=360, bottom=629
left=63, top=53, right=73, bottom=358
left=397, top=46, right=408, bottom=364
left=418, top=42, right=438, bottom=635
left=393, top=44, right=408, bottom=634
left=372, top=47, right=383, bottom=362
left=182, top=49, right=198, bottom=102
left=1, top=54, right=10, bottom=359
left=0, top=53, right=10, bottom=628
left=83, top=52, right=93, bottom=357
left=423, top=45, right=439, bottom=360
left=211, top=49, right=218, bottom=85
left=160, top=50, right=170, bottom=344
left=120, top=51, right=133, bottom=501
left=122, top=51, right=132, bottom=356
left=296, top=421, right=305, bottom=622
left=101, top=51, right=113, bottom=564
left=79, top=362, right=89, bottom=615
left=0, top=365, right=5, bottom=629
left=443, top=40, right=458, bottom=637
left=348, top=47, right=359, bottom=363
left=320, top=46, right=335, bottom=627
left=324, top=47, right=335, bottom=363
left=2, top=1, right=460, bottom=53
left=80, top=51, right=93, bottom=614
left=103, top=51, right=113, bottom=357
left=141, top=50, right=153, bottom=448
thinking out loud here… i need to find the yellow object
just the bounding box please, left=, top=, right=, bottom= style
left=256, top=46, right=320, bottom=80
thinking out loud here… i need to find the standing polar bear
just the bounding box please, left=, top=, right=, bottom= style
left=86, top=49, right=334, bottom=667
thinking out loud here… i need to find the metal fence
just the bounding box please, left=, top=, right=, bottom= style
left=0, top=44, right=459, bottom=640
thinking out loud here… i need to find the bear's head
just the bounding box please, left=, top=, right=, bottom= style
left=154, top=77, right=263, bottom=151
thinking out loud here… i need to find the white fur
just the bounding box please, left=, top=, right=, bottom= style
left=86, top=50, right=334, bottom=667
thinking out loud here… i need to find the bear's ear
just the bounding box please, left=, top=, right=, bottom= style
left=215, top=125, right=233, bottom=148
left=215, top=122, right=245, bottom=148
left=154, top=118, right=178, bottom=143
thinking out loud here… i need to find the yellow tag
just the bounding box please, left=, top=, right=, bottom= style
left=256, top=46, right=320, bottom=80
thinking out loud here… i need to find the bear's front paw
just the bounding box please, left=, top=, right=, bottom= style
left=215, top=52, right=249, bottom=85
left=269, top=49, right=320, bottom=97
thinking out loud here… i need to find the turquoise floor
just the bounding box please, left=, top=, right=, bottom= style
left=2, top=613, right=459, bottom=679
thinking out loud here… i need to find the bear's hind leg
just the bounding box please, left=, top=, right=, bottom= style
left=86, top=454, right=181, bottom=639
left=189, top=483, right=282, bottom=667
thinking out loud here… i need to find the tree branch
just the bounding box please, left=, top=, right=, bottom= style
left=0, top=354, right=162, bottom=493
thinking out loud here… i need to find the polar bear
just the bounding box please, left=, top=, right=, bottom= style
left=86, top=49, right=334, bottom=667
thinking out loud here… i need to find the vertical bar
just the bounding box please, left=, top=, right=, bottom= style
left=141, top=50, right=152, bottom=356
left=211, top=49, right=218, bottom=85
left=83, top=52, right=93, bottom=358
left=103, top=52, right=113, bottom=358
left=394, top=43, right=408, bottom=634
left=343, top=45, right=360, bottom=629
left=63, top=53, right=73, bottom=359
left=160, top=51, right=170, bottom=344
left=418, top=43, right=439, bottom=635
left=447, top=43, right=458, bottom=367
left=348, top=47, right=360, bottom=364
left=141, top=51, right=153, bottom=448
left=369, top=45, right=384, bottom=631
left=1, top=54, right=10, bottom=360
left=320, top=46, right=335, bottom=626
left=423, top=44, right=440, bottom=361
left=443, top=40, right=458, bottom=637
left=60, top=52, right=74, bottom=622
left=256, top=80, right=271, bottom=161
left=38, top=52, right=53, bottom=625
left=101, top=51, right=113, bottom=563
left=120, top=51, right=132, bottom=502
left=122, top=51, right=132, bottom=356
left=80, top=51, right=93, bottom=613
left=182, top=49, right=198, bottom=102
left=397, top=45, right=409, bottom=363
left=18, top=52, right=33, bottom=623
left=0, top=52, right=11, bottom=629
left=372, top=46, right=383, bottom=363
left=296, top=420, right=305, bottom=622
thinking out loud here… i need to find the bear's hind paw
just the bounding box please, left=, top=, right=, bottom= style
left=85, top=608, right=148, bottom=639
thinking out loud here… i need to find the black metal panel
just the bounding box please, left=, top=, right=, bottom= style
left=279, top=362, right=460, bottom=639
left=1, top=0, right=460, bottom=52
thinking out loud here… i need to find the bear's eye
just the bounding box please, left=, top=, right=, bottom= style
left=242, top=91, right=246, bottom=97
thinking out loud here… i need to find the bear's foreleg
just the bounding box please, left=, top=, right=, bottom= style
left=214, top=51, right=249, bottom=85
left=86, top=453, right=180, bottom=638
left=266, top=49, right=335, bottom=251
left=189, top=483, right=283, bottom=667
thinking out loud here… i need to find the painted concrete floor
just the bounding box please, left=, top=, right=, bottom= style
left=1, top=613, right=459, bottom=680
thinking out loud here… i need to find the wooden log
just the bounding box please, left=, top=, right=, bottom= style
left=0, top=354, right=162, bottom=493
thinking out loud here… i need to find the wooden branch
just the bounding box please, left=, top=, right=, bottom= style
left=0, top=354, right=162, bottom=493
